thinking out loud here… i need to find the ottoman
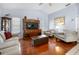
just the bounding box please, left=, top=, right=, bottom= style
left=32, top=35, right=48, bottom=46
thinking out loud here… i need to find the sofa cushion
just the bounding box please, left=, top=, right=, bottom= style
left=0, top=34, right=4, bottom=43
left=0, top=45, right=21, bottom=55
left=0, top=31, right=6, bottom=40
left=5, top=37, right=19, bottom=42
left=4, top=32, right=12, bottom=39
left=0, top=39, right=19, bottom=49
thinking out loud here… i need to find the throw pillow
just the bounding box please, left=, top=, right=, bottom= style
left=4, top=32, right=12, bottom=39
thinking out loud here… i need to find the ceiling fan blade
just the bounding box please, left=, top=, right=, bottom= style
left=39, top=3, right=43, bottom=6
left=39, top=3, right=52, bottom=6
left=65, top=3, right=71, bottom=6
left=49, top=3, right=52, bottom=6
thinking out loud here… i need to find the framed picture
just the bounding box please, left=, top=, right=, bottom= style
left=54, top=17, right=65, bottom=25
left=54, top=16, right=65, bottom=33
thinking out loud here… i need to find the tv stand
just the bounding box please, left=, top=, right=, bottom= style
left=24, top=29, right=41, bottom=37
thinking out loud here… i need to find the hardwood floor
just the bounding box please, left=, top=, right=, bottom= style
left=20, top=37, right=76, bottom=55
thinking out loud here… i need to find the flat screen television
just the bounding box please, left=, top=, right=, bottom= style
left=26, top=22, right=39, bottom=29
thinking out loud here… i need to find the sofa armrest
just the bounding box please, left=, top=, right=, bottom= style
left=0, top=45, right=21, bottom=55
left=0, top=39, right=19, bottom=49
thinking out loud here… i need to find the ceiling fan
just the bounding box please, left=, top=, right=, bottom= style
left=39, top=3, right=52, bottom=6
left=39, top=3, right=71, bottom=7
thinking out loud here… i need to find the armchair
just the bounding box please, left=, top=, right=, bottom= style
left=43, top=29, right=55, bottom=37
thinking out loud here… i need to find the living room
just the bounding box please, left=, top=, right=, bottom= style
left=0, top=3, right=79, bottom=55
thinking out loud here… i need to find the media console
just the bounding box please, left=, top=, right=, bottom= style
left=23, top=16, right=41, bottom=39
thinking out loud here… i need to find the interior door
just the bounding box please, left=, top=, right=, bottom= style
left=11, top=17, right=21, bottom=35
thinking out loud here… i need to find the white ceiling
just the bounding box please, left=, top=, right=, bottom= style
left=0, top=3, right=73, bottom=14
